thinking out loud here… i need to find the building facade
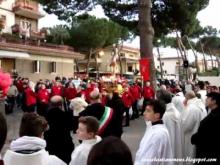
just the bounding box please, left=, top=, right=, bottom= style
left=77, top=45, right=140, bottom=79
left=0, top=0, right=84, bottom=82
left=154, top=48, right=219, bottom=80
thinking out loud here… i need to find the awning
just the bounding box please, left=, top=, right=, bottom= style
left=0, top=50, right=30, bottom=59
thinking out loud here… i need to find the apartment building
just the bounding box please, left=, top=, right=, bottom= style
left=0, top=0, right=84, bottom=82
left=77, top=45, right=140, bottom=79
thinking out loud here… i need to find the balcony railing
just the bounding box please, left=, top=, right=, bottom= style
left=30, top=30, right=45, bottom=40
left=12, top=1, right=44, bottom=19
left=0, top=33, right=74, bottom=52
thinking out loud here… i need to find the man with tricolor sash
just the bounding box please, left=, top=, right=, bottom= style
left=79, top=89, right=118, bottom=138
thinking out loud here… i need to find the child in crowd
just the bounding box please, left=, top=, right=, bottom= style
left=69, top=116, right=101, bottom=165
left=3, top=113, right=66, bottom=165
left=135, top=100, right=173, bottom=165
left=87, top=136, right=133, bottom=165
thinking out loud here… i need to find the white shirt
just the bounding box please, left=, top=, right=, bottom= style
left=69, top=136, right=102, bottom=165
left=135, top=123, right=173, bottom=165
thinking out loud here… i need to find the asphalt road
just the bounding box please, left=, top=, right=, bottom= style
left=2, top=108, right=146, bottom=161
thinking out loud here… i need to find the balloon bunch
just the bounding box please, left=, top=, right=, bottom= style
left=0, top=70, right=12, bottom=98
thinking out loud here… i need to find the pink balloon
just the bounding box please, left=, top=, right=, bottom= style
left=0, top=70, right=12, bottom=97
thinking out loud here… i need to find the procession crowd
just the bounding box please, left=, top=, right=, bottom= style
left=0, top=76, right=220, bottom=165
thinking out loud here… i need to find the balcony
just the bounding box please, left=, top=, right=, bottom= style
left=30, top=30, right=45, bottom=40
left=0, top=33, right=84, bottom=60
left=12, top=1, right=44, bottom=19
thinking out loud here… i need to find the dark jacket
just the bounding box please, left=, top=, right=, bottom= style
left=79, top=103, right=120, bottom=138
left=191, top=108, right=220, bottom=164
left=44, top=107, right=74, bottom=164
left=106, top=95, right=124, bottom=138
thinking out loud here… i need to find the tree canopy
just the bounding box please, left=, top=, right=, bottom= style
left=46, top=25, right=70, bottom=45
left=37, top=0, right=209, bottom=37
left=66, top=15, right=130, bottom=53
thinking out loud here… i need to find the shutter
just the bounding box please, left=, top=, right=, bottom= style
left=33, top=60, right=40, bottom=73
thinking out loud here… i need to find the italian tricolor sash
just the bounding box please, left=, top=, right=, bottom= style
left=98, top=106, right=114, bottom=135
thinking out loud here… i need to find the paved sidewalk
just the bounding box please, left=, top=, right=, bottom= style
left=2, top=110, right=146, bottom=161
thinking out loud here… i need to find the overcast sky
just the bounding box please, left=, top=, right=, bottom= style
left=39, top=0, right=220, bottom=48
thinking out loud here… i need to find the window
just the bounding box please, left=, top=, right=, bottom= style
left=20, top=20, right=31, bottom=30
left=157, top=66, right=160, bottom=69
left=120, top=53, right=125, bottom=57
left=128, top=66, right=132, bottom=72
left=33, top=60, right=40, bottom=73
left=0, top=15, right=6, bottom=20
left=162, top=62, right=164, bottom=66
left=51, top=62, right=56, bottom=73
left=19, top=20, right=31, bottom=37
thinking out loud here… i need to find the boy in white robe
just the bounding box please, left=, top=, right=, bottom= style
left=3, top=113, right=66, bottom=165
left=69, top=116, right=102, bottom=165
left=156, top=89, right=183, bottom=161
left=135, top=100, right=174, bottom=165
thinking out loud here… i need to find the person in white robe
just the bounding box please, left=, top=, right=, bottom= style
left=172, top=87, right=185, bottom=114
left=135, top=100, right=173, bottom=165
left=69, top=116, right=102, bottom=165
left=196, top=81, right=207, bottom=105
left=3, top=113, right=66, bottom=165
left=156, top=89, right=183, bottom=161
left=181, top=91, right=207, bottom=164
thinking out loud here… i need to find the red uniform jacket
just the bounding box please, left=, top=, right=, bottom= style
left=122, top=91, right=134, bottom=108
left=24, top=87, right=36, bottom=106
left=64, top=87, right=77, bottom=100
left=130, top=85, right=141, bottom=101
left=37, top=88, right=49, bottom=104
left=143, top=86, right=155, bottom=99
left=51, top=85, right=63, bottom=97
left=85, top=87, right=93, bottom=103
left=16, top=80, right=23, bottom=93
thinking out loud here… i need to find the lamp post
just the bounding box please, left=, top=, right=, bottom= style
left=156, top=39, right=163, bottom=79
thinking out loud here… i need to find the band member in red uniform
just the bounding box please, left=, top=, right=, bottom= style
left=130, top=82, right=142, bottom=119
left=122, top=85, right=134, bottom=127
left=85, top=83, right=94, bottom=103
left=37, top=83, right=49, bottom=117
left=142, top=81, right=155, bottom=115
left=51, top=81, right=63, bottom=97
left=15, top=77, right=23, bottom=107
left=64, top=82, right=77, bottom=110
left=22, top=82, right=37, bottom=112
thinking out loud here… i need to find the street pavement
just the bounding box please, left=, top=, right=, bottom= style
left=2, top=109, right=146, bottom=161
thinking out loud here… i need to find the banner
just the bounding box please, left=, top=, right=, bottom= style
left=139, top=58, right=150, bottom=81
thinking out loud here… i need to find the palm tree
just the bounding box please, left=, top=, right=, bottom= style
left=49, top=25, right=70, bottom=45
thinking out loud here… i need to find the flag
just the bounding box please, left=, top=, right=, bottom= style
left=139, top=58, right=150, bottom=81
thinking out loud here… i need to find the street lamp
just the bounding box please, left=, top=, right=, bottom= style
left=98, top=50, right=104, bottom=57
left=157, top=39, right=163, bottom=79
